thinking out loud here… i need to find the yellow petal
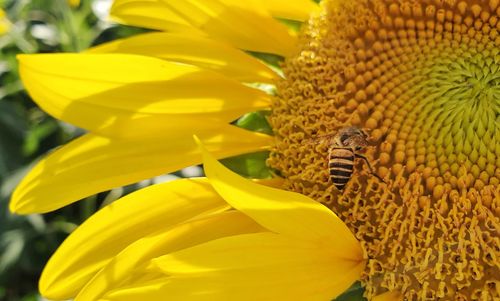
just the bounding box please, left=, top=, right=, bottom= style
left=252, top=177, right=285, bottom=188
left=111, top=0, right=297, bottom=56
left=372, top=291, right=403, bottom=301
left=11, top=126, right=272, bottom=214
left=196, top=137, right=363, bottom=260
left=18, top=53, right=270, bottom=138
left=88, top=32, right=277, bottom=83
left=110, top=0, right=317, bottom=31
left=135, top=233, right=365, bottom=301
left=110, top=0, right=199, bottom=32
left=75, top=211, right=265, bottom=301
left=252, top=0, right=319, bottom=21
left=39, top=178, right=228, bottom=300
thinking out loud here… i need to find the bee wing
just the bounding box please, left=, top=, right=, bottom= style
left=303, top=133, right=337, bottom=146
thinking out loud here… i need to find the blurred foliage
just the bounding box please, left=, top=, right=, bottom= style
left=235, top=111, right=273, bottom=135
left=221, top=151, right=272, bottom=179
left=221, top=111, right=274, bottom=178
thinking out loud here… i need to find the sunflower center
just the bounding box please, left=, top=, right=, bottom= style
left=371, top=39, right=500, bottom=193
left=268, top=0, right=499, bottom=300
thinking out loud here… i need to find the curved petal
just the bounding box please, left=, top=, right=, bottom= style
left=88, top=33, right=277, bottom=83
left=75, top=211, right=265, bottom=301
left=110, top=0, right=318, bottom=29
left=109, top=0, right=200, bottom=32
left=18, top=53, right=271, bottom=138
left=196, top=137, right=363, bottom=260
left=252, top=0, right=319, bottom=21
left=130, top=233, right=364, bottom=301
left=11, top=126, right=272, bottom=214
left=252, top=177, right=285, bottom=188
left=111, top=0, right=297, bottom=56
left=39, top=178, right=228, bottom=300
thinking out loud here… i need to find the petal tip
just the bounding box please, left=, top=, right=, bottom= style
left=8, top=200, right=20, bottom=214
left=8, top=202, right=33, bottom=215
left=38, top=268, right=58, bottom=300
left=9, top=190, right=27, bottom=215
left=193, top=134, right=212, bottom=167
left=38, top=274, right=66, bottom=301
left=9, top=181, right=56, bottom=215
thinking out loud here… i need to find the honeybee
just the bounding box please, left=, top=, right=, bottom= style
left=309, top=126, right=384, bottom=190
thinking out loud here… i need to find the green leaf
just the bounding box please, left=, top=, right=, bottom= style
left=248, top=51, right=284, bottom=69
left=0, top=164, right=33, bottom=198
left=0, top=101, right=27, bottom=177
left=278, top=18, right=303, bottom=32
left=20, top=293, right=39, bottom=301
left=22, top=119, right=59, bottom=156
left=235, top=111, right=273, bottom=135
left=221, top=151, right=272, bottom=178
left=229, top=112, right=274, bottom=178
left=0, top=230, right=25, bottom=271
left=0, top=101, right=27, bottom=137
left=334, top=282, right=367, bottom=301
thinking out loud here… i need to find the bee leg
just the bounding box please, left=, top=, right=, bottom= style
left=354, top=154, right=386, bottom=184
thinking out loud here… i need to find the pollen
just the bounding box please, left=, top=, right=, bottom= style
left=268, top=0, right=500, bottom=300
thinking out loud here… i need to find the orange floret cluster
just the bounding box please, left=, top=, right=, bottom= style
left=268, top=0, right=499, bottom=299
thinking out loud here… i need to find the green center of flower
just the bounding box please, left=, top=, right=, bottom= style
left=370, top=39, right=500, bottom=196
left=427, top=47, right=499, bottom=170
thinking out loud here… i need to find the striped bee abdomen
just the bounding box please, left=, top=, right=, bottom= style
left=329, top=147, right=354, bottom=190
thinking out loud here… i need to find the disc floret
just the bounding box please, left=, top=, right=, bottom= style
left=269, top=0, right=499, bottom=299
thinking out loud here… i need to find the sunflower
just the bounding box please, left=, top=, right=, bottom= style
left=11, top=0, right=499, bottom=300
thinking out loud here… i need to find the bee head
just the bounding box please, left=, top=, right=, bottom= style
left=337, top=127, right=369, bottom=148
